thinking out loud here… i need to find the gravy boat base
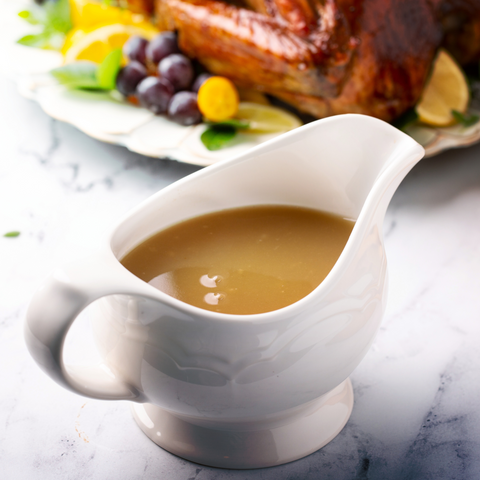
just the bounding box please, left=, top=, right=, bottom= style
left=131, top=379, right=353, bottom=469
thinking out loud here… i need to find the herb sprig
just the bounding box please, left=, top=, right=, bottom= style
left=451, top=110, right=480, bottom=128
left=392, top=109, right=419, bottom=132
left=17, top=0, right=72, bottom=50
left=201, top=119, right=250, bottom=150
left=4, top=231, right=20, bottom=238
left=50, top=49, right=123, bottom=90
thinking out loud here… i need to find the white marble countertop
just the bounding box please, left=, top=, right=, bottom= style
left=1, top=73, right=480, bottom=480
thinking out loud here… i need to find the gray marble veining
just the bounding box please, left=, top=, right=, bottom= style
left=1, top=76, right=480, bottom=479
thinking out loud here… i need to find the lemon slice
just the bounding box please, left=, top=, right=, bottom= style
left=236, top=103, right=302, bottom=133
left=63, top=23, right=158, bottom=63
left=62, top=27, right=89, bottom=55
left=69, top=0, right=149, bottom=29
left=416, top=49, right=469, bottom=127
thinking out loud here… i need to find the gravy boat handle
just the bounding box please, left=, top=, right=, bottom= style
left=24, top=249, right=150, bottom=402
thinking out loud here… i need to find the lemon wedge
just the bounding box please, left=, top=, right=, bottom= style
left=235, top=103, right=302, bottom=133
left=63, top=23, right=158, bottom=63
left=416, top=49, right=469, bottom=127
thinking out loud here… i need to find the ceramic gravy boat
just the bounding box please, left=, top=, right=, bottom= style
left=25, top=114, right=424, bottom=469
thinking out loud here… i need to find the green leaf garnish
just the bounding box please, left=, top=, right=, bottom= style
left=17, top=0, right=72, bottom=50
left=44, top=0, right=72, bottom=35
left=392, top=109, right=419, bottom=131
left=96, top=49, right=122, bottom=90
left=200, top=118, right=252, bottom=150
left=451, top=110, right=480, bottom=128
left=51, top=62, right=101, bottom=89
left=17, top=33, right=51, bottom=48
left=51, top=50, right=122, bottom=91
left=206, top=118, right=250, bottom=129
left=4, top=231, right=20, bottom=238
left=18, top=9, right=42, bottom=25
left=201, top=125, right=237, bottom=151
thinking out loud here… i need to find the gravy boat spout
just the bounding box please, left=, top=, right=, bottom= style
left=25, top=114, right=424, bottom=469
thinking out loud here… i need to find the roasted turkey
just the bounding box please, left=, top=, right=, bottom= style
left=126, top=0, right=480, bottom=121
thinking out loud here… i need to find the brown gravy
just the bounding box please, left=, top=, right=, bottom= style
left=121, top=205, right=354, bottom=315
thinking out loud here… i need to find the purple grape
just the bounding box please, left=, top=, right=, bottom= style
left=158, top=54, right=194, bottom=91
left=136, top=76, right=175, bottom=114
left=168, top=91, right=202, bottom=126
left=192, top=73, right=213, bottom=93
left=116, top=62, right=147, bottom=97
left=146, top=32, right=180, bottom=65
left=123, top=36, right=149, bottom=65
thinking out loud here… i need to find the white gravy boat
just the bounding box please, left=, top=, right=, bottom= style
left=25, top=114, right=424, bottom=469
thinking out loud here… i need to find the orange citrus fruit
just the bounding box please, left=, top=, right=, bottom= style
left=197, top=76, right=240, bottom=122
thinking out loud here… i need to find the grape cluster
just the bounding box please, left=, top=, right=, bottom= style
left=116, top=32, right=212, bottom=126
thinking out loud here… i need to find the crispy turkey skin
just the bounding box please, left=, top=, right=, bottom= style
left=128, top=0, right=480, bottom=121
